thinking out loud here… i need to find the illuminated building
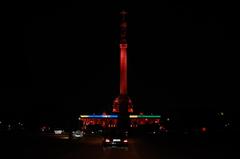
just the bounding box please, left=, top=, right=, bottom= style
left=79, top=115, right=160, bottom=129
left=79, top=10, right=160, bottom=130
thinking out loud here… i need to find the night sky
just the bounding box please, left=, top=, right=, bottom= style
left=1, top=1, right=239, bottom=119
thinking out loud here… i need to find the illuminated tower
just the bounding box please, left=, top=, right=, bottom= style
left=113, top=10, right=133, bottom=113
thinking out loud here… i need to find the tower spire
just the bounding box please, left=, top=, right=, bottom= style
left=120, top=10, right=128, bottom=95
left=112, top=10, right=133, bottom=113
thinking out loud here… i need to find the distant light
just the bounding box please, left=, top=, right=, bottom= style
left=201, top=127, right=207, bottom=132
left=54, top=130, right=63, bottom=134
left=80, top=115, right=118, bottom=118
left=79, top=114, right=161, bottom=119
left=166, top=118, right=170, bottom=121
left=0, top=121, right=2, bottom=124
left=123, top=139, right=128, bottom=143
left=225, top=122, right=230, bottom=127
left=80, top=115, right=90, bottom=118
left=220, top=112, right=224, bottom=116
left=113, top=139, right=121, bottom=142
left=105, top=139, right=110, bottom=142
left=129, top=115, right=161, bottom=118
left=130, top=115, right=138, bottom=118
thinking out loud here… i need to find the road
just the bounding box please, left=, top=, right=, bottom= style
left=1, top=132, right=238, bottom=159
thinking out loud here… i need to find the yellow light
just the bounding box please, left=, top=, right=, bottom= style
left=80, top=115, right=89, bottom=118
left=129, top=115, right=138, bottom=118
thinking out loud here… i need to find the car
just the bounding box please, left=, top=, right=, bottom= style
left=71, top=130, right=84, bottom=138
left=54, top=129, right=64, bottom=135
left=102, top=128, right=128, bottom=151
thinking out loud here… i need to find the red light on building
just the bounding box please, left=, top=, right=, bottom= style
left=201, top=127, right=207, bottom=132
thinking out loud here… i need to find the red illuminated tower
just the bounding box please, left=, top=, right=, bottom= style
left=113, top=10, right=133, bottom=113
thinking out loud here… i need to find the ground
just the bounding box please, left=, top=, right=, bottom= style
left=0, top=132, right=238, bottom=159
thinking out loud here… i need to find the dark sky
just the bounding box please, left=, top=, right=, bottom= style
left=1, top=1, right=239, bottom=118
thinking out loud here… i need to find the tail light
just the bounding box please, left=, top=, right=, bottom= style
left=123, top=139, right=128, bottom=143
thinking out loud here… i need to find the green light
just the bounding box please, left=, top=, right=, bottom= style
left=129, top=115, right=161, bottom=118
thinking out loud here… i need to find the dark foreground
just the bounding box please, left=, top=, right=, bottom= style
left=0, top=132, right=238, bottom=159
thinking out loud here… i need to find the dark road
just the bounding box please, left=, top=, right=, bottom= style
left=1, top=133, right=238, bottom=159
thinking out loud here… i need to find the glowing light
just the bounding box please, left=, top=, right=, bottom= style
left=54, top=130, right=64, bottom=134
left=130, top=115, right=138, bottom=118
left=220, top=112, right=224, bottom=116
left=79, top=114, right=161, bottom=119
left=129, top=115, right=161, bottom=118
left=225, top=122, right=230, bottom=127
left=105, top=139, right=110, bottom=142
left=120, top=46, right=127, bottom=95
left=80, top=115, right=118, bottom=118
left=201, top=127, right=207, bottom=132
left=123, top=139, right=128, bottom=143
left=80, top=115, right=89, bottom=118
left=60, top=136, right=69, bottom=140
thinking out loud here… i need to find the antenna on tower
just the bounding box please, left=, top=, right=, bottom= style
left=120, top=10, right=128, bottom=44
left=120, top=10, right=128, bottom=19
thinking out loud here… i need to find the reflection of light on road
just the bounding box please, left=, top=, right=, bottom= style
left=59, top=136, right=69, bottom=139
left=54, top=134, right=69, bottom=139
left=40, top=132, right=70, bottom=140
